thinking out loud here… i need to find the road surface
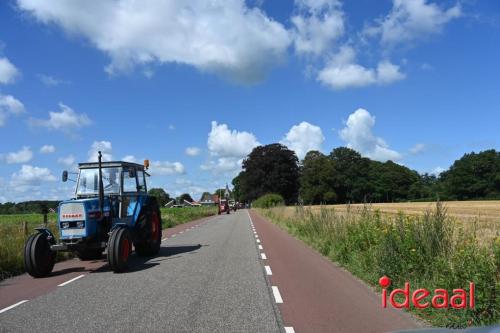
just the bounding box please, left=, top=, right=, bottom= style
left=0, top=210, right=421, bottom=332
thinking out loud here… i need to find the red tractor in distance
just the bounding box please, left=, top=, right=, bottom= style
left=218, top=199, right=230, bottom=215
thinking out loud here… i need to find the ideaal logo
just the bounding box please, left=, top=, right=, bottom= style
left=379, top=276, right=475, bottom=309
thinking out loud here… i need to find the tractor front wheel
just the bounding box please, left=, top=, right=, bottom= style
left=107, top=227, right=131, bottom=273
left=24, top=233, right=56, bottom=278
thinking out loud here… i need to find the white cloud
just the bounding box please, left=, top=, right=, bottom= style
left=168, top=124, right=175, bottom=131
left=40, top=144, right=56, bottom=154
left=292, top=0, right=344, bottom=56
left=280, top=121, right=324, bottom=159
left=431, top=166, right=445, bottom=176
left=376, top=61, right=406, bottom=84
left=88, top=141, right=113, bottom=162
left=5, top=146, right=33, bottom=164
left=37, top=74, right=69, bottom=86
left=201, top=157, right=244, bottom=174
left=317, top=46, right=405, bottom=89
left=0, top=57, right=20, bottom=84
left=340, top=108, right=401, bottom=161
left=57, top=154, right=75, bottom=167
left=0, top=94, right=25, bottom=126
left=11, top=165, right=56, bottom=187
left=150, top=161, right=185, bottom=175
left=185, top=147, right=201, bottom=157
left=366, top=0, right=461, bottom=46
left=208, top=121, right=260, bottom=158
left=409, top=143, right=425, bottom=154
left=122, top=155, right=138, bottom=163
left=30, top=103, right=91, bottom=131
left=17, top=0, right=291, bottom=83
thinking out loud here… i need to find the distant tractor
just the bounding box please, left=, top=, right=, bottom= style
left=23, top=152, right=162, bottom=277
left=218, top=199, right=230, bottom=215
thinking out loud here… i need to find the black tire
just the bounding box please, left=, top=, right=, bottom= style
left=134, top=199, right=162, bottom=257
left=76, top=248, right=103, bottom=260
left=23, top=233, right=56, bottom=278
left=107, top=227, right=131, bottom=273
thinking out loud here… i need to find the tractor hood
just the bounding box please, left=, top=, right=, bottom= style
left=58, top=198, right=111, bottom=240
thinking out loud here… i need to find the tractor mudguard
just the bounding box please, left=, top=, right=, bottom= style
left=110, top=223, right=128, bottom=233
left=34, top=227, right=56, bottom=245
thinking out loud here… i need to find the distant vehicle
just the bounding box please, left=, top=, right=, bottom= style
left=23, top=152, right=162, bottom=277
left=218, top=199, right=230, bottom=215
left=229, top=200, right=237, bottom=212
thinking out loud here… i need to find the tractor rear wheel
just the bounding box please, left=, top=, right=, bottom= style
left=107, top=227, right=131, bottom=273
left=76, top=248, right=103, bottom=260
left=135, top=199, right=162, bottom=257
left=24, top=233, right=56, bottom=278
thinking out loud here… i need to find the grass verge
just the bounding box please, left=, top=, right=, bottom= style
left=0, top=206, right=217, bottom=281
left=257, top=203, right=499, bottom=328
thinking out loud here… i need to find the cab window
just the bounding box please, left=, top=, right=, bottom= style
left=137, top=170, right=146, bottom=192
left=122, top=167, right=137, bottom=192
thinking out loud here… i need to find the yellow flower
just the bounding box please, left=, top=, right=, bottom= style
left=411, top=248, right=416, bottom=252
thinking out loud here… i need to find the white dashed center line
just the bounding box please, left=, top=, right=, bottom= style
left=271, top=286, right=283, bottom=303
left=58, top=274, right=85, bottom=287
left=261, top=253, right=267, bottom=260
left=0, top=300, right=29, bottom=314
left=265, top=265, right=272, bottom=275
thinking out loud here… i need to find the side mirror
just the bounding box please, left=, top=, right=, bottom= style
left=62, top=170, right=68, bottom=182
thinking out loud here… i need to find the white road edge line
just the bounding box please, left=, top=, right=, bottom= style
left=258, top=245, right=263, bottom=250
left=58, top=274, right=85, bottom=287
left=284, top=327, right=295, bottom=333
left=256, top=239, right=261, bottom=243
left=272, top=286, right=283, bottom=303
left=261, top=253, right=267, bottom=260
left=0, top=300, right=29, bottom=314
left=265, top=265, right=272, bottom=275
left=161, top=238, right=168, bottom=242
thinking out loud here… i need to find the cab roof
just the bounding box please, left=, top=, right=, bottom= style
left=78, top=161, right=145, bottom=170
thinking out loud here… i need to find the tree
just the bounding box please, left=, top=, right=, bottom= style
left=238, top=143, right=299, bottom=204
left=439, top=150, right=500, bottom=200
left=179, top=193, right=194, bottom=203
left=148, top=188, right=171, bottom=207
left=232, top=174, right=242, bottom=201
left=299, top=151, right=337, bottom=204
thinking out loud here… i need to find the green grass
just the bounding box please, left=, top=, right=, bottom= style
left=0, top=206, right=216, bottom=281
left=159, top=206, right=217, bottom=228
left=257, top=203, right=499, bottom=328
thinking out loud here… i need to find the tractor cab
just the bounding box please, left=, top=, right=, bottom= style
left=24, top=152, right=162, bottom=278
left=70, top=161, right=148, bottom=222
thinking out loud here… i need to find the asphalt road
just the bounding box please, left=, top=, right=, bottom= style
left=0, top=211, right=281, bottom=332
left=0, top=210, right=421, bottom=332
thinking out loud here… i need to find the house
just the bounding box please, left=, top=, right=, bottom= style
left=199, top=192, right=219, bottom=206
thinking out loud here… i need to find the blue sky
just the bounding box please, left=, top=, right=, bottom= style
left=0, top=0, right=498, bottom=202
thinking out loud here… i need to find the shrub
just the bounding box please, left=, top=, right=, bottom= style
left=252, top=193, right=285, bottom=208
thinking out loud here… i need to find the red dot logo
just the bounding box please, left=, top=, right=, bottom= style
left=379, top=276, right=391, bottom=288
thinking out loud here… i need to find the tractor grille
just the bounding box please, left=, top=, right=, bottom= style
left=60, top=203, right=86, bottom=221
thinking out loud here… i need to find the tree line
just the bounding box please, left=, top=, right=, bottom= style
left=232, top=144, right=500, bottom=205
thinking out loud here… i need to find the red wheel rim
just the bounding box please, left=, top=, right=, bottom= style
left=151, top=212, right=159, bottom=241
left=121, top=238, right=130, bottom=261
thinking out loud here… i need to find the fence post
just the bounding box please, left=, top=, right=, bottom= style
left=23, top=221, right=28, bottom=236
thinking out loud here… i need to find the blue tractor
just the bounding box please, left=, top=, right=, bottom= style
left=23, top=152, right=162, bottom=277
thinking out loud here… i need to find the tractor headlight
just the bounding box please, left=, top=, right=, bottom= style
left=61, top=222, right=69, bottom=229
left=77, top=221, right=85, bottom=228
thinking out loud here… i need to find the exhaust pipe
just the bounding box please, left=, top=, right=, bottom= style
left=98, top=151, right=104, bottom=217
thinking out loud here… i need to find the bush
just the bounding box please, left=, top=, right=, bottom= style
left=252, top=193, right=285, bottom=208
